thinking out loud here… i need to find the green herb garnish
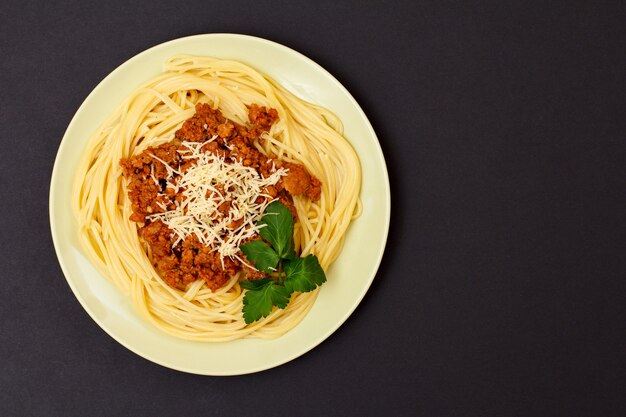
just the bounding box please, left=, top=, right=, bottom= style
left=283, top=255, right=326, bottom=293
left=256, top=200, right=297, bottom=260
left=239, top=201, right=327, bottom=324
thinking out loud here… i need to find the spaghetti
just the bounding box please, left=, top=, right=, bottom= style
left=73, top=55, right=361, bottom=341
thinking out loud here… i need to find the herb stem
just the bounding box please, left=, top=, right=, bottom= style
left=277, top=261, right=284, bottom=284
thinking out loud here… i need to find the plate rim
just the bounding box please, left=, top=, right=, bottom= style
left=49, top=33, right=391, bottom=375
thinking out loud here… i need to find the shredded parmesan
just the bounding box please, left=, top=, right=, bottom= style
left=146, top=139, right=287, bottom=266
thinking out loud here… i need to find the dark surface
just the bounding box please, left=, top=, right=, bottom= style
left=1, top=1, right=624, bottom=416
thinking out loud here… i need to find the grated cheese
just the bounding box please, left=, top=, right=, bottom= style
left=146, top=139, right=288, bottom=267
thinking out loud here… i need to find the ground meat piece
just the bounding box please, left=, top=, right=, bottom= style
left=163, top=271, right=181, bottom=288
left=260, top=185, right=278, bottom=199
left=305, top=176, right=322, bottom=201
left=217, top=122, right=235, bottom=138
left=120, top=142, right=182, bottom=222
left=157, top=255, right=178, bottom=272
left=139, top=220, right=172, bottom=258
left=175, top=103, right=226, bottom=142
left=279, top=162, right=322, bottom=201
left=282, top=162, right=311, bottom=195
left=229, top=137, right=266, bottom=168
left=248, top=104, right=278, bottom=135
left=159, top=236, right=236, bottom=290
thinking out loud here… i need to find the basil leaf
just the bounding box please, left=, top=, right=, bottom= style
left=240, top=240, right=280, bottom=273
left=258, top=201, right=296, bottom=260
left=283, top=254, right=326, bottom=293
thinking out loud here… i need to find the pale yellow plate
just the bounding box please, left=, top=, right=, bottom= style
left=50, top=34, right=390, bottom=375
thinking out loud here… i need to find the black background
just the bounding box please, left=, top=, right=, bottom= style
left=1, top=1, right=624, bottom=416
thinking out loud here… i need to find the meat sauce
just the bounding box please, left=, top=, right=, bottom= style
left=120, top=103, right=321, bottom=290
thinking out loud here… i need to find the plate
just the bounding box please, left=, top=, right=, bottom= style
left=49, top=34, right=390, bottom=375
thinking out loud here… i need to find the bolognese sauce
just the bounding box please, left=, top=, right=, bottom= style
left=120, top=103, right=321, bottom=290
